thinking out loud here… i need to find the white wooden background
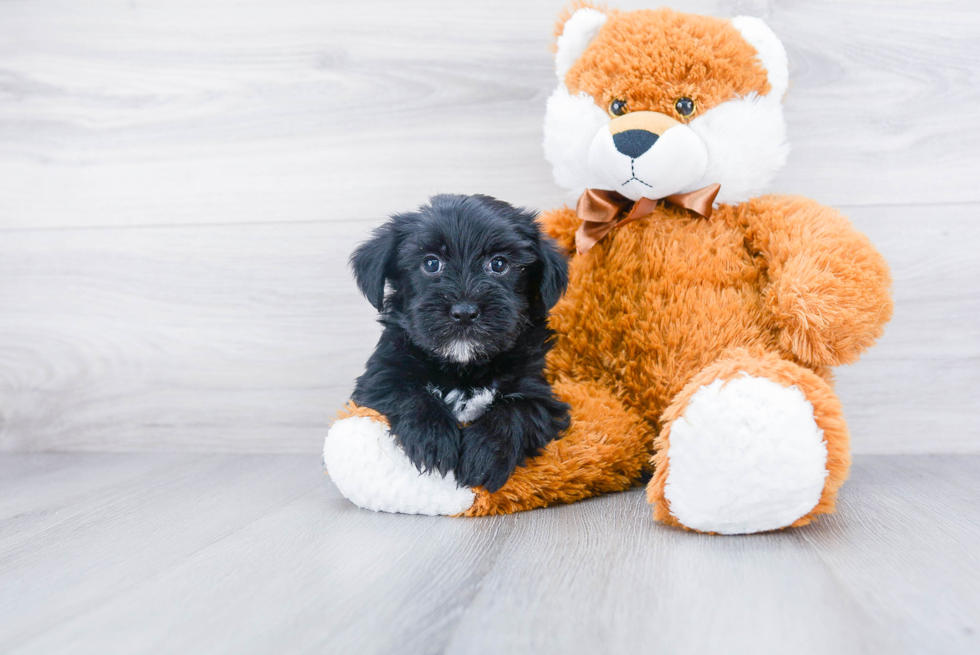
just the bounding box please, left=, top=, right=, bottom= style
left=0, top=0, right=977, bottom=453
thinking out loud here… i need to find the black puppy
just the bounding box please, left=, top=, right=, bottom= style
left=349, top=194, right=570, bottom=492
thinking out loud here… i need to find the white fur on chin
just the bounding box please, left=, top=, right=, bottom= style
left=437, top=339, right=481, bottom=364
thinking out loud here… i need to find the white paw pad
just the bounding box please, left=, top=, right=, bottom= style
left=664, top=375, right=828, bottom=534
left=323, top=416, right=475, bottom=516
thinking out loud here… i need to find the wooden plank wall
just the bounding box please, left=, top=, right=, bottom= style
left=1, top=0, right=977, bottom=453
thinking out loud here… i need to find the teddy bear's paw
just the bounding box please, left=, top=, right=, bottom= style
left=323, top=416, right=475, bottom=516
left=661, top=375, right=829, bottom=534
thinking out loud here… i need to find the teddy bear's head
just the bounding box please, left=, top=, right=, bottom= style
left=543, top=6, right=789, bottom=205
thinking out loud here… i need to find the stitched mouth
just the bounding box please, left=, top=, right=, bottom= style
left=621, top=159, right=654, bottom=188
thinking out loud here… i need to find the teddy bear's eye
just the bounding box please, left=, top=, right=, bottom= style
left=674, top=97, right=696, bottom=117
left=608, top=99, right=628, bottom=117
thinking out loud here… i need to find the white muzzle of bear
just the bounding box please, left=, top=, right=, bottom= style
left=587, top=111, right=709, bottom=202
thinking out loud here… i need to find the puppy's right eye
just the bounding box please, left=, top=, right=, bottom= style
left=422, top=255, right=442, bottom=274
left=487, top=256, right=509, bottom=275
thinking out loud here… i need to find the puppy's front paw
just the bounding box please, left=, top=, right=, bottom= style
left=457, top=423, right=519, bottom=492
left=393, top=413, right=462, bottom=477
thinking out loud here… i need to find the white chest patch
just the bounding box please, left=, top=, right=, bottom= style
left=428, top=385, right=498, bottom=423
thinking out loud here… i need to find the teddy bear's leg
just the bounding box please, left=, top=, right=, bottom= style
left=324, top=402, right=476, bottom=516
left=464, top=378, right=655, bottom=516
left=646, top=349, right=850, bottom=534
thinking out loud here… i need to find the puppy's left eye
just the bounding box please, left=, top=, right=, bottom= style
left=422, top=255, right=442, bottom=274
left=487, top=256, right=509, bottom=275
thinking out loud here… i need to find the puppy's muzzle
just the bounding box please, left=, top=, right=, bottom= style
left=450, top=302, right=480, bottom=325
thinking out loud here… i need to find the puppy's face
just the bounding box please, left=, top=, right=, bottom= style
left=394, top=203, right=535, bottom=364
left=352, top=194, right=568, bottom=364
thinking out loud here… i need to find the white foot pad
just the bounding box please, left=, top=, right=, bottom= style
left=323, top=416, right=475, bottom=516
left=664, top=375, right=828, bottom=534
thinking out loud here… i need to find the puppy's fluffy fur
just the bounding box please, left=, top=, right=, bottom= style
left=350, top=194, right=570, bottom=492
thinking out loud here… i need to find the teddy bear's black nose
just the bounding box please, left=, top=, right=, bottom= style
left=450, top=302, right=480, bottom=325
left=613, top=129, right=659, bottom=158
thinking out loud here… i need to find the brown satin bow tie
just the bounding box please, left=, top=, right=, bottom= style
left=574, top=183, right=721, bottom=254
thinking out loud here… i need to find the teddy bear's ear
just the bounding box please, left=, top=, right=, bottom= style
left=554, top=6, right=609, bottom=80
left=730, top=16, right=789, bottom=99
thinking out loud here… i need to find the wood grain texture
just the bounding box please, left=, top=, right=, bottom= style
left=1, top=203, right=976, bottom=453
left=0, top=220, right=378, bottom=452
left=1, top=0, right=979, bottom=231
left=0, top=453, right=322, bottom=650
left=1, top=0, right=978, bottom=453
left=0, top=453, right=977, bottom=654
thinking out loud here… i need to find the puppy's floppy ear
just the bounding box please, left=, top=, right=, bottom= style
left=533, top=229, right=570, bottom=309
left=350, top=218, right=401, bottom=311
left=508, top=206, right=568, bottom=310
left=473, top=196, right=569, bottom=309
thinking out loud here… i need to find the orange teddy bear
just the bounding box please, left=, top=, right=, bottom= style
left=324, top=5, right=893, bottom=534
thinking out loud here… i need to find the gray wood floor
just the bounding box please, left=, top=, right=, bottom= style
left=1, top=453, right=977, bottom=654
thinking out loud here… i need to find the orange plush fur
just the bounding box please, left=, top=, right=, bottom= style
left=462, top=7, right=893, bottom=527
left=333, top=401, right=388, bottom=425
left=339, top=7, right=892, bottom=531
left=564, top=9, right=770, bottom=120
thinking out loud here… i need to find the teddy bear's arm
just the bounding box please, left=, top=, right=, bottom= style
left=739, top=195, right=894, bottom=367
left=537, top=206, right=580, bottom=255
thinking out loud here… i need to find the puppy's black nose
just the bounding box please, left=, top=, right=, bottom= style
left=613, top=129, right=659, bottom=158
left=450, top=302, right=480, bottom=325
